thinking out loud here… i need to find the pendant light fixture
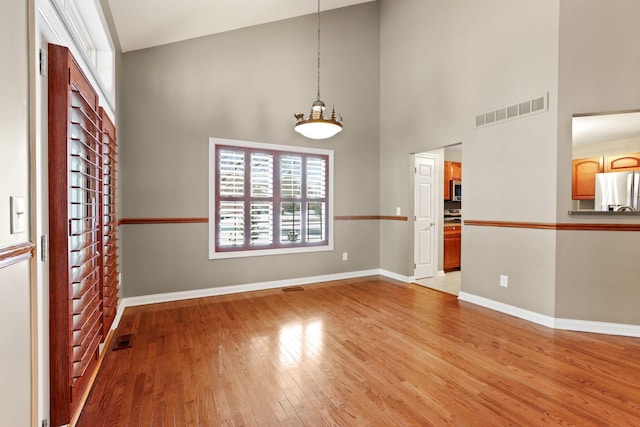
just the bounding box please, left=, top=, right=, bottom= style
left=294, top=0, right=343, bottom=139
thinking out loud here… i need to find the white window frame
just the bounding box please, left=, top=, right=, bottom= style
left=209, top=138, right=334, bottom=259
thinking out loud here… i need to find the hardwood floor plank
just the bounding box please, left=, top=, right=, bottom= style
left=77, top=276, right=640, bottom=426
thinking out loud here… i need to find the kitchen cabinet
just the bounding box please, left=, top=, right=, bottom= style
left=444, top=161, right=462, bottom=200
left=572, top=157, right=603, bottom=200
left=572, top=152, right=640, bottom=200
left=605, top=152, right=640, bottom=172
left=443, top=225, right=461, bottom=271
left=450, top=162, right=462, bottom=181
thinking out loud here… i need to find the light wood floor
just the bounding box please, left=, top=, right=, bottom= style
left=77, top=276, right=640, bottom=426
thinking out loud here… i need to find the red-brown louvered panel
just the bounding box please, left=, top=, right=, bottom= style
left=100, top=108, right=119, bottom=335
left=48, top=43, right=104, bottom=427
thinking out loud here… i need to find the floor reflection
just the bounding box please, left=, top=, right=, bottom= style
left=279, top=320, right=323, bottom=368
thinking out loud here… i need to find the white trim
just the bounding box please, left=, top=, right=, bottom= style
left=458, top=291, right=640, bottom=338
left=112, top=299, right=126, bottom=330
left=458, top=292, right=555, bottom=328
left=379, top=269, right=413, bottom=283
left=554, top=318, right=640, bottom=338
left=121, top=269, right=380, bottom=308
left=117, top=273, right=640, bottom=338
left=209, top=244, right=334, bottom=260
left=38, top=0, right=115, bottom=117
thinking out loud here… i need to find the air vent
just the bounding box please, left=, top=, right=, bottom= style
left=531, top=96, right=545, bottom=112
left=282, top=286, right=304, bottom=292
left=476, top=92, right=548, bottom=128
left=519, top=101, right=531, bottom=115
left=113, top=334, right=133, bottom=350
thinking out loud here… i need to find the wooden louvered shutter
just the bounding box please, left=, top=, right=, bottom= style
left=48, top=43, right=105, bottom=427
left=100, top=108, right=119, bottom=334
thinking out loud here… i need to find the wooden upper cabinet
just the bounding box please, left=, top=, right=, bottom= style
left=605, top=152, right=640, bottom=172
left=572, top=157, right=603, bottom=200
left=450, top=162, right=462, bottom=181
left=573, top=152, right=640, bottom=200
left=443, top=161, right=462, bottom=200
left=444, top=161, right=451, bottom=200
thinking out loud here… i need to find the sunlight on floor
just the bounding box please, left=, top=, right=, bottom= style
left=414, top=271, right=460, bottom=296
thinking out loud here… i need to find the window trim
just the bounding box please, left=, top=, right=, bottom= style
left=209, top=138, right=334, bottom=259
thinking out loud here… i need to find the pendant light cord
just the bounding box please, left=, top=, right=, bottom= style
left=316, top=0, right=321, bottom=102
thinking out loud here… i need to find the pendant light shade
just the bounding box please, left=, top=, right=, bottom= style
left=294, top=0, right=343, bottom=139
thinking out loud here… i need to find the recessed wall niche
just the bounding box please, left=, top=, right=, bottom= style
left=572, top=110, right=640, bottom=210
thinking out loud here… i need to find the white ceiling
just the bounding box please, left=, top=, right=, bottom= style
left=573, top=111, right=640, bottom=146
left=107, top=0, right=375, bottom=52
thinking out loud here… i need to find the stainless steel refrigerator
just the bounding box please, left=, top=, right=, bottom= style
left=595, top=171, right=640, bottom=211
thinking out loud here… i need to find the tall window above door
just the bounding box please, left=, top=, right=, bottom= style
left=209, top=138, right=334, bottom=259
left=50, top=0, right=115, bottom=104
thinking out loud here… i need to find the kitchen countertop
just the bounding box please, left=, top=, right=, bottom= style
left=568, top=210, right=640, bottom=216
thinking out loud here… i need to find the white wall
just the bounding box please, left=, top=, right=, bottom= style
left=0, top=0, right=32, bottom=425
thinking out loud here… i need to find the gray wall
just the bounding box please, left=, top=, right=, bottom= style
left=0, top=0, right=32, bottom=424
left=555, top=0, right=640, bottom=323
left=119, top=3, right=381, bottom=297
left=118, top=0, right=640, bottom=326
left=379, top=0, right=640, bottom=325
left=380, top=0, right=560, bottom=316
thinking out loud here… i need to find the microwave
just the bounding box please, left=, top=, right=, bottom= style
left=451, top=180, right=462, bottom=201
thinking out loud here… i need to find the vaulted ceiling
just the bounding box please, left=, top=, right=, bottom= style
left=107, top=0, right=375, bottom=52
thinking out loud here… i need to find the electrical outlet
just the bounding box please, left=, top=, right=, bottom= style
left=342, top=252, right=348, bottom=261
left=396, top=207, right=401, bottom=216
left=499, top=275, right=509, bottom=288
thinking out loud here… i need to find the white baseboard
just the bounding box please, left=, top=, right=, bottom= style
left=458, top=292, right=555, bottom=328
left=378, top=269, right=413, bottom=283
left=121, top=269, right=382, bottom=309
left=554, top=318, right=640, bottom=338
left=112, top=300, right=126, bottom=331
left=116, top=273, right=639, bottom=339
left=458, top=291, right=640, bottom=338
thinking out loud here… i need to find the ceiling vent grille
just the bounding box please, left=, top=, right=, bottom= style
left=476, top=92, right=548, bottom=128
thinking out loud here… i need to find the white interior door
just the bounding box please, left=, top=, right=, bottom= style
left=414, top=154, right=437, bottom=279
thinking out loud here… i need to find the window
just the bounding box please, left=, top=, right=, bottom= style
left=51, top=0, right=116, bottom=104
left=209, top=138, right=334, bottom=259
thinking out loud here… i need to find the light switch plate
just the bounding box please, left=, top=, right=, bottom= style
left=10, top=196, right=26, bottom=234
